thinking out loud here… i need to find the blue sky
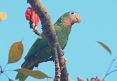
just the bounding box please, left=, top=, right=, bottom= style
left=0, top=0, right=117, bottom=81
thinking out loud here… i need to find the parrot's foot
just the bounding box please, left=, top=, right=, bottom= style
left=60, top=56, right=67, bottom=70
left=61, top=49, right=64, bottom=55
left=62, top=56, right=67, bottom=64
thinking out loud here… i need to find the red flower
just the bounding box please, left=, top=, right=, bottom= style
left=91, top=77, right=104, bottom=81
left=25, top=6, right=40, bottom=28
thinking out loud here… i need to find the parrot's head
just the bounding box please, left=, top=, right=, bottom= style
left=57, top=11, right=81, bottom=27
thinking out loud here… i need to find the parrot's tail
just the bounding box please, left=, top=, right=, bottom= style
left=15, top=66, right=34, bottom=81
left=15, top=59, right=35, bottom=81
left=16, top=72, right=28, bottom=81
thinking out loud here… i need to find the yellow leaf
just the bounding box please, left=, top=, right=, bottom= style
left=98, top=41, right=112, bottom=54
left=8, top=41, right=24, bottom=63
left=15, top=68, right=52, bottom=79
left=0, top=12, right=7, bottom=20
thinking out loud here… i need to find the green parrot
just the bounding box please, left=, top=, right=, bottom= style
left=16, top=11, right=81, bottom=81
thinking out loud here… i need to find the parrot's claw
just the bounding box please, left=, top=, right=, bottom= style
left=60, top=56, right=67, bottom=70
left=62, top=56, right=67, bottom=64
left=61, top=49, right=64, bottom=55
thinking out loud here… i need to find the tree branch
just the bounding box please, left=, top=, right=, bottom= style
left=27, top=0, right=60, bottom=81
left=27, top=0, right=69, bottom=81
left=57, top=45, right=69, bottom=81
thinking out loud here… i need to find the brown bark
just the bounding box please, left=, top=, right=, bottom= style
left=27, top=0, right=68, bottom=81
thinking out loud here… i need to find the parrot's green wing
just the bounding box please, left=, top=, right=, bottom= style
left=24, top=24, right=61, bottom=60
left=62, top=38, right=68, bottom=50
left=16, top=11, right=81, bottom=81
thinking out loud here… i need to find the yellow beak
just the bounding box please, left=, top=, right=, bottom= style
left=73, top=14, right=81, bottom=23
left=76, top=14, right=81, bottom=23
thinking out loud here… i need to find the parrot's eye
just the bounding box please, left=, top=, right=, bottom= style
left=70, top=12, right=75, bottom=14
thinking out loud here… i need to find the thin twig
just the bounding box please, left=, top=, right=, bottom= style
left=105, top=69, right=117, bottom=77
left=3, top=63, right=8, bottom=70
left=103, top=58, right=117, bottom=79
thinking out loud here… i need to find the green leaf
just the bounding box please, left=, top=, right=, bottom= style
left=8, top=41, right=24, bottom=63
left=0, top=12, right=7, bottom=20
left=15, top=68, right=52, bottom=79
left=98, top=41, right=112, bottom=54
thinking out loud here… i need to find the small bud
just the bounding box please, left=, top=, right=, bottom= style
left=77, top=77, right=84, bottom=81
